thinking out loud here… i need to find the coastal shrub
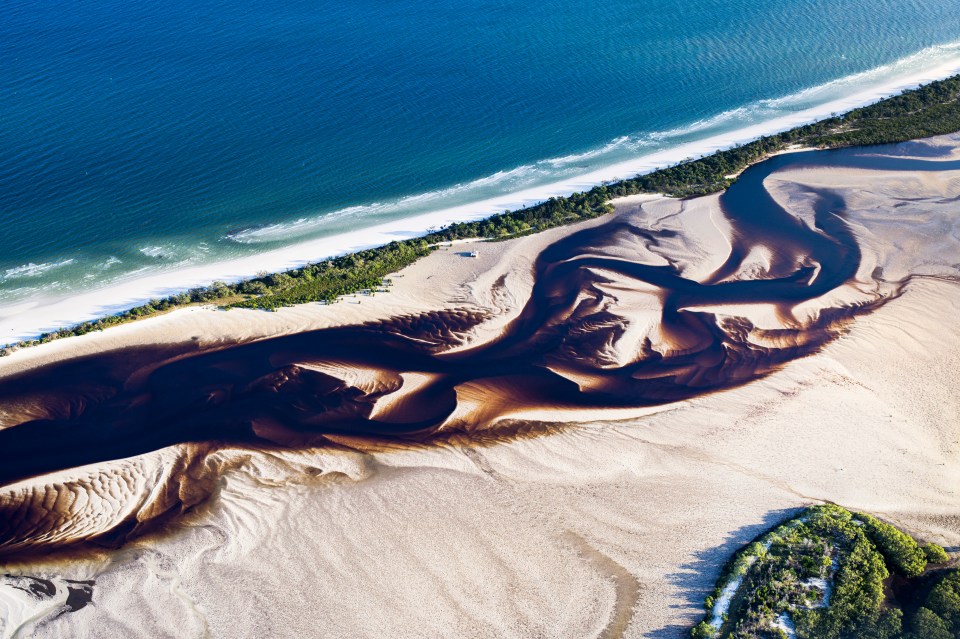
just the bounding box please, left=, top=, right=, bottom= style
left=227, top=240, right=434, bottom=310
left=854, top=609, right=904, bottom=639
left=854, top=514, right=927, bottom=577
left=907, top=607, right=953, bottom=639
left=620, top=74, right=960, bottom=197
left=923, top=571, right=960, bottom=633
left=238, top=280, right=269, bottom=296
left=692, top=503, right=960, bottom=639
left=792, top=512, right=890, bottom=639
left=922, top=542, right=950, bottom=565
left=5, top=74, right=960, bottom=353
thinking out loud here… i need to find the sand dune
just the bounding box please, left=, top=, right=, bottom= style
left=1, top=136, right=960, bottom=638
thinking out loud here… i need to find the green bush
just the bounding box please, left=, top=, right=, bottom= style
left=922, top=542, right=950, bottom=565
left=924, top=571, right=960, bottom=633
left=854, top=514, right=928, bottom=577
left=5, top=75, right=960, bottom=354
left=795, top=523, right=889, bottom=639
left=693, top=504, right=958, bottom=639
left=907, top=607, right=952, bottom=639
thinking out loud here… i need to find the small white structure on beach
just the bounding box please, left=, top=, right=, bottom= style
left=468, top=251, right=479, bottom=258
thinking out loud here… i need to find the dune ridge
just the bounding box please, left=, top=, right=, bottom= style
left=2, top=135, right=960, bottom=637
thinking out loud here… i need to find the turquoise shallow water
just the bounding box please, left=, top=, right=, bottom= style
left=2, top=0, right=960, bottom=303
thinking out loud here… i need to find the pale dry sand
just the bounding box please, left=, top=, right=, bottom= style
left=2, top=138, right=960, bottom=638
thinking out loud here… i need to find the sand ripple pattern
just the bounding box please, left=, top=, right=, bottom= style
left=2, top=142, right=960, bottom=556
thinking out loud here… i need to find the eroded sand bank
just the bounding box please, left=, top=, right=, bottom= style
left=1, top=135, right=960, bottom=638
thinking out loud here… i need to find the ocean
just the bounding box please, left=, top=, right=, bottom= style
left=3, top=0, right=960, bottom=340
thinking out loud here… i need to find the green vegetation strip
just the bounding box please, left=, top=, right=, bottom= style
left=692, top=504, right=957, bottom=639
left=6, top=75, right=960, bottom=355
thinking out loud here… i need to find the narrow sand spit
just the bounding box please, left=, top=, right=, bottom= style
left=1, top=136, right=960, bottom=638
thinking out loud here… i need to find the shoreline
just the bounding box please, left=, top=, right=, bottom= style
left=3, top=136, right=960, bottom=636
left=5, top=54, right=960, bottom=345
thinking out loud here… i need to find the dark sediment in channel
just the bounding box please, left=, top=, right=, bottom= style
left=0, top=144, right=949, bottom=555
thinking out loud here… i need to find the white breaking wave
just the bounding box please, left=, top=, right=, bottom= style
left=139, top=246, right=171, bottom=259
left=658, top=40, right=960, bottom=140
left=97, top=256, right=122, bottom=270
left=226, top=137, right=662, bottom=245
left=3, top=259, right=75, bottom=281
left=4, top=40, right=960, bottom=344
left=767, top=39, right=960, bottom=109
left=225, top=163, right=560, bottom=244
left=224, top=40, right=960, bottom=248
left=544, top=136, right=642, bottom=167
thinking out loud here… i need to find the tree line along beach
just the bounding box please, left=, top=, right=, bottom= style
left=4, top=74, right=960, bottom=357
left=2, top=76, right=960, bottom=636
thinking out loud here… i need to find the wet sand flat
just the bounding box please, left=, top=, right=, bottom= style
left=1, top=135, right=960, bottom=637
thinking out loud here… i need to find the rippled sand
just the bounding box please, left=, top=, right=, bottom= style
left=2, top=136, right=960, bottom=638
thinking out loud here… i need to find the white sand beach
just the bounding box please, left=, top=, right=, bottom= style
left=5, top=50, right=960, bottom=347
left=1, top=135, right=960, bottom=638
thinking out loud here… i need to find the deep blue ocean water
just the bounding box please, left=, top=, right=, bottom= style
left=2, top=0, right=960, bottom=304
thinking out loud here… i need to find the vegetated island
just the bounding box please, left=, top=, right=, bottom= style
left=5, top=74, right=960, bottom=356
left=692, top=504, right=959, bottom=639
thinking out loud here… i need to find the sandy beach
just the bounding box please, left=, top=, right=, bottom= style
left=1, top=134, right=960, bottom=638
left=6, top=50, right=960, bottom=347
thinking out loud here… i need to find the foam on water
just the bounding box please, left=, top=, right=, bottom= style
left=5, top=45, right=960, bottom=344
left=224, top=40, right=960, bottom=248
left=3, top=260, right=76, bottom=281
left=97, top=257, right=122, bottom=271
left=3, top=0, right=960, bottom=342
